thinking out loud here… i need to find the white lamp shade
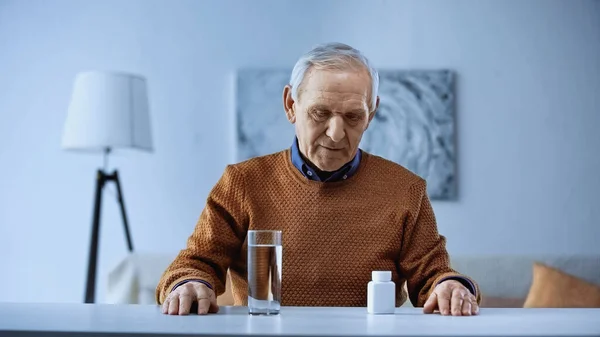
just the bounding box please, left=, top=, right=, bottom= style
left=62, top=71, right=153, bottom=152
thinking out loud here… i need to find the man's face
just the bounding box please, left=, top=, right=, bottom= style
left=283, top=68, right=378, bottom=172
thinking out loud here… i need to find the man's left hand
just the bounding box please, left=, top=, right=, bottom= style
left=423, top=280, right=479, bottom=316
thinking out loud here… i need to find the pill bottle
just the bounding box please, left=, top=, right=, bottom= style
left=367, top=271, right=396, bottom=314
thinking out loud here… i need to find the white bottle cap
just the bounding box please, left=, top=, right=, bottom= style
left=372, top=271, right=392, bottom=282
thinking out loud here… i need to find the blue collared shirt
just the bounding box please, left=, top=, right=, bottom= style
left=290, top=137, right=361, bottom=182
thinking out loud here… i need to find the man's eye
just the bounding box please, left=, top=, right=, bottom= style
left=313, top=111, right=329, bottom=119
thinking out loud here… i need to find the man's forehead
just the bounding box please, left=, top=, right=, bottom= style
left=298, top=69, right=370, bottom=103
left=300, top=94, right=368, bottom=113
left=299, top=89, right=368, bottom=109
left=303, top=89, right=366, bottom=99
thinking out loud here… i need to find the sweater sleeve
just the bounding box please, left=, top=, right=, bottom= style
left=397, top=178, right=481, bottom=307
left=155, top=165, right=248, bottom=304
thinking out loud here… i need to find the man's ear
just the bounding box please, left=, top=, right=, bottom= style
left=366, top=96, right=379, bottom=129
left=283, top=85, right=296, bottom=124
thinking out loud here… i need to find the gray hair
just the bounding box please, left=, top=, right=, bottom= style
left=289, top=42, right=379, bottom=111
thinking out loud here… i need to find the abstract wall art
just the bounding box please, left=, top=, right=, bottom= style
left=235, top=68, right=457, bottom=200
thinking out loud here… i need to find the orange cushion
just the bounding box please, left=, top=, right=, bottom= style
left=523, top=262, right=600, bottom=308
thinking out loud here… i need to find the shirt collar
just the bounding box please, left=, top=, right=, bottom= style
left=290, top=137, right=361, bottom=182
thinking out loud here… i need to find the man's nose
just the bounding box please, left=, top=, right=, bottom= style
left=325, top=115, right=345, bottom=143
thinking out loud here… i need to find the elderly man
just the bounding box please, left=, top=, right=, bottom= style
left=156, top=42, right=481, bottom=317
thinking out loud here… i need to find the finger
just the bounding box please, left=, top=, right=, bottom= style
left=168, top=296, right=180, bottom=315
left=451, top=288, right=466, bottom=316
left=197, top=298, right=211, bottom=315
left=470, top=295, right=479, bottom=315
left=423, top=292, right=438, bottom=314
left=178, top=293, right=193, bottom=316
left=209, top=298, right=220, bottom=314
left=437, top=290, right=451, bottom=316
left=161, top=298, right=170, bottom=314
left=461, top=295, right=472, bottom=316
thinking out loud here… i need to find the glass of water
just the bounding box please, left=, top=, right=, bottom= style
left=247, top=230, right=282, bottom=315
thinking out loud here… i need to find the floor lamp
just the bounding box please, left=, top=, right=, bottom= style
left=61, top=71, right=154, bottom=304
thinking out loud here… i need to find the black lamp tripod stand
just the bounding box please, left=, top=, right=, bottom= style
left=84, top=148, right=134, bottom=304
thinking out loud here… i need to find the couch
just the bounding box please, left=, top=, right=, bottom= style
left=106, top=252, right=600, bottom=308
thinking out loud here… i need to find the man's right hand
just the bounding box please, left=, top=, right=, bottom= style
left=161, top=281, right=219, bottom=315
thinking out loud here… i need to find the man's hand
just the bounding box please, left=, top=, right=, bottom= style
left=161, top=281, right=219, bottom=315
left=423, top=280, right=479, bottom=316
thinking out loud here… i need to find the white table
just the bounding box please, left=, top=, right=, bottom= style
left=0, top=303, right=599, bottom=336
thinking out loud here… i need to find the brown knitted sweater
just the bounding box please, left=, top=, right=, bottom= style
left=156, top=149, right=480, bottom=307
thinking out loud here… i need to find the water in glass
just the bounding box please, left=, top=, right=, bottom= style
left=247, top=230, right=282, bottom=315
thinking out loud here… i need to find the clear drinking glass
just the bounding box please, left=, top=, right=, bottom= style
left=247, top=230, right=282, bottom=315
